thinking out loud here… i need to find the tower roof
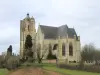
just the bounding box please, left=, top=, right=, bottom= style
left=26, top=13, right=30, bottom=18
left=27, top=13, right=29, bottom=17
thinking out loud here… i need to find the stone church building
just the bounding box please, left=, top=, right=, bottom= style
left=20, top=14, right=81, bottom=63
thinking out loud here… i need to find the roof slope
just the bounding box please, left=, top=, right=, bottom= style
left=39, top=25, right=78, bottom=39
left=40, top=25, right=58, bottom=39
left=58, top=25, right=68, bottom=37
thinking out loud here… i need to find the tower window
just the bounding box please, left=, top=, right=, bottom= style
left=28, top=25, right=29, bottom=31
left=53, top=44, right=58, bottom=50
left=62, top=43, right=66, bottom=56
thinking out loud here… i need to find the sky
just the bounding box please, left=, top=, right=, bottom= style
left=0, top=0, right=100, bottom=54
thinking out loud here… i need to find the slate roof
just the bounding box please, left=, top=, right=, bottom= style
left=40, top=25, right=58, bottom=39
left=58, top=25, right=68, bottom=37
left=39, top=25, right=78, bottom=40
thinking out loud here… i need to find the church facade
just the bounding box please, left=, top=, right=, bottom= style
left=20, top=14, right=81, bottom=63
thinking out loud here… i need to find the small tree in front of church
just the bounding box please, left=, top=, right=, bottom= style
left=36, top=44, right=48, bottom=63
left=24, top=35, right=33, bottom=62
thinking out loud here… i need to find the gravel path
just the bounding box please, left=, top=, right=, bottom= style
left=8, top=68, right=62, bottom=75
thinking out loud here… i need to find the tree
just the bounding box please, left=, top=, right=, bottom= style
left=0, top=55, right=5, bottom=68
left=7, top=45, right=12, bottom=59
left=81, top=43, right=95, bottom=62
left=24, top=35, right=33, bottom=62
left=6, top=56, right=20, bottom=70
left=80, top=43, right=96, bottom=69
left=80, top=43, right=100, bottom=67
left=25, top=35, right=32, bottom=49
left=36, top=44, right=47, bottom=63
left=94, top=50, right=100, bottom=65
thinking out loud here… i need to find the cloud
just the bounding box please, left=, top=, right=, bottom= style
left=0, top=0, right=100, bottom=54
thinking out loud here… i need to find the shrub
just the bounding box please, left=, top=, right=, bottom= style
left=78, top=60, right=84, bottom=70
left=0, top=55, right=6, bottom=68
left=58, top=64, right=100, bottom=73
left=20, top=58, right=27, bottom=63
left=27, top=57, right=34, bottom=62
left=6, top=56, right=20, bottom=70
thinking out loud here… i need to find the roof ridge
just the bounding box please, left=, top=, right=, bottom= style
left=59, top=24, right=68, bottom=26
left=40, top=25, right=58, bottom=28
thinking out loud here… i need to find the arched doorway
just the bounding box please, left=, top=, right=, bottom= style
left=52, top=44, right=58, bottom=58
left=53, top=44, right=58, bottom=50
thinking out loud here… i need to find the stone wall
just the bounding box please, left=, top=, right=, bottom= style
left=36, top=27, right=81, bottom=63
left=20, top=15, right=36, bottom=58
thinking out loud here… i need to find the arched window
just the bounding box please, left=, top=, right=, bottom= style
left=28, top=25, right=30, bottom=31
left=28, top=25, right=29, bottom=31
left=62, top=43, right=66, bottom=56
left=69, top=43, right=73, bottom=56
left=53, top=44, right=58, bottom=50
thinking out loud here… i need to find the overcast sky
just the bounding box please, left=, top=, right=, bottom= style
left=0, top=0, right=100, bottom=54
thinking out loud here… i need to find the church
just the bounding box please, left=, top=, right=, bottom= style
left=20, top=14, right=81, bottom=63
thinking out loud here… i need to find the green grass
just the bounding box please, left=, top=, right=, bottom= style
left=20, top=63, right=100, bottom=75
left=0, top=69, right=8, bottom=75
left=42, top=63, right=100, bottom=75
left=2, top=63, right=100, bottom=75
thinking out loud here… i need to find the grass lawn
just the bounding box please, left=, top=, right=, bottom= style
left=0, top=69, right=8, bottom=75
left=42, top=63, right=100, bottom=75
left=1, top=63, right=100, bottom=75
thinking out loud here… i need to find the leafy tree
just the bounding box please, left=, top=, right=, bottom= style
left=25, top=35, right=33, bottom=49
left=7, top=45, right=12, bottom=59
left=24, top=35, right=33, bottom=62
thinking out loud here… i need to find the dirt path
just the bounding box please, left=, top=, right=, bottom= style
left=8, top=68, right=62, bottom=75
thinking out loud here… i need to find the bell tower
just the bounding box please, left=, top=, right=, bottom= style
left=20, top=13, right=36, bottom=58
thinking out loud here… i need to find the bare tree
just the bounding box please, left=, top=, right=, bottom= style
left=94, top=50, right=100, bottom=65
left=36, top=44, right=48, bottom=63
left=79, top=43, right=96, bottom=69
left=81, top=43, right=95, bottom=63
